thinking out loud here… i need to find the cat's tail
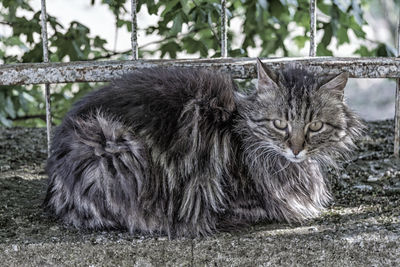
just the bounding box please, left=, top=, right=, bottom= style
left=44, top=110, right=149, bottom=232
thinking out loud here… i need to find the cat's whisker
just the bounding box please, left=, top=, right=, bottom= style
left=272, top=161, right=291, bottom=175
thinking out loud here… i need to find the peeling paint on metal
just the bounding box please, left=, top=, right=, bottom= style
left=2, top=57, right=400, bottom=86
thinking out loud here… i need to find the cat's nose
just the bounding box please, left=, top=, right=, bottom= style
left=291, top=147, right=301, bottom=156
left=288, top=140, right=304, bottom=156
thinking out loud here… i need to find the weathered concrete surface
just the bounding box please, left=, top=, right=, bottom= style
left=2, top=57, right=400, bottom=86
left=0, top=121, right=399, bottom=266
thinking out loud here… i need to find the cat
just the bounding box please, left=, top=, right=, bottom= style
left=43, top=59, right=364, bottom=237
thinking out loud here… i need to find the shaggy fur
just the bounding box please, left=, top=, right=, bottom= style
left=44, top=60, right=364, bottom=237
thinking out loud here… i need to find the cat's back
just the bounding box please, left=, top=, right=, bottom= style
left=67, top=67, right=237, bottom=124
left=53, top=67, right=239, bottom=155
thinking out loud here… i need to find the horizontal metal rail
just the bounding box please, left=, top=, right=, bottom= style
left=1, top=57, right=400, bottom=86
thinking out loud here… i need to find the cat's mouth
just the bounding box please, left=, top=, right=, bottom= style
left=286, top=156, right=306, bottom=163
left=282, top=148, right=307, bottom=163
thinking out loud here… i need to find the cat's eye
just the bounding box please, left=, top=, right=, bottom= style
left=273, top=119, right=288, bottom=130
left=309, top=121, right=323, bottom=132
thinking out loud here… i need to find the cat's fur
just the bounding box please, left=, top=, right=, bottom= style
left=44, top=59, right=364, bottom=237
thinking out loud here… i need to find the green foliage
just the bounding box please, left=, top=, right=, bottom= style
left=0, top=0, right=109, bottom=126
left=0, top=0, right=397, bottom=126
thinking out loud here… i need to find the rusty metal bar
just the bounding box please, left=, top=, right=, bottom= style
left=2, top=57, right=400, bottom=86
left=40, top=0, right=52, bottom=156
left=309, top=0, right=317, bottom=56
left=394, top=15, right=400, bottom=157
left=221, top=0, right=227, bottom=57
left=130, top=0, right=138, bottom=60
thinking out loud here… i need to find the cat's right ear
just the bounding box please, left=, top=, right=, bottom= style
left=256, top=58, right=279, bottom=94
left=319, top=72, right=349, bottom=101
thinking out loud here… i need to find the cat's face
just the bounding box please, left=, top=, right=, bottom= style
left=240, top=59, right=363, bottom=164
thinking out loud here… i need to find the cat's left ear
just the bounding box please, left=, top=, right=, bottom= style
left=319, top=72, right=349, bottom=101
left=256, top=58, right=279, bottom=94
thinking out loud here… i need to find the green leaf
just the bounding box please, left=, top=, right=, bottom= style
left=179, top=0, right=192, bottom=14
left=333, top=0, right=351, bottom=12
left=170, top=13, right=183, bottom=35
left=4, top=36, right=26, bottom=48
left=0, top=91, right=5, bottom=107
left=258, top=0, right=268, bottom=9
left=11, top=15, right=41, bottom=44
left=375, top=44, right=396, bottom=57
left=293, top=10, right=308, bottom=28
left=317, top=1, right=331, bottom=15
left=93, top=36, right=107, bottom=48
left=0, top=111, right=12, bottom=127
left=293, top=35, right=308, bottom=49
left=161, top=0, right=180, bottom=16
left=349, top=16, right=365, bottom=38
left=269, top=1, right=286, bottom=19
left=5, top=96, right=16, bottom=119
left=320, top=23, right=333, bottom=47
left=72, top=41, right=85, bottom=59
left=354, top=45, right=372, bottom=56
left=160, top=42, right=181, bottom=58
left=337, top=27, right=349, bottom=45
left=317, top=43, right=333, bottom=56
left=21, top=91, right=35, bottom=102
left=18, top=93, right=29, bottom=113
left=351, top=0, right=364, bottom=26
left=280, top=0, right=298, bottom=7
left=228, top=48, right=246, bottom=57
left=21, top=42, right=43, bottom=62
left=146, top=0, right=158, bottom=14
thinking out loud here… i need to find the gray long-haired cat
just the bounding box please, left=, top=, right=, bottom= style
left=44, top=59, right=364, bottom=237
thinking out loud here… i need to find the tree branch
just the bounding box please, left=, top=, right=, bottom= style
left=8, top=114, right=47, bottom=121
left=90, top=26, right=212, bottom=61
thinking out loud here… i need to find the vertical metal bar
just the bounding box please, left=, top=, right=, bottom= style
left=309, top=0, right=317, bottom=57
left=130, top=0, right=138, bottom=60
left=40, top=0, right=52, bottom=156
left=221, top=0, right=227, bottom=57
left=394, top=15, right=400, bottom=157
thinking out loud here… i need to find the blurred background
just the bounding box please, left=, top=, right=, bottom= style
left=0, top=0, right=399, bottom=126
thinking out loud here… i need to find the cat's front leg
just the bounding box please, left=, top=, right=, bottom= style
left=168, top=174, right=228, bottom=237
left=229, top=198, right=269, bottom=223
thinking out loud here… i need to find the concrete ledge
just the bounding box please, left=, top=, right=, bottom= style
left=0, top=121, right=399, bottom=266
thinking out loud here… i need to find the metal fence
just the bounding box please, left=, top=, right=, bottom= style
left=0, top=0, right=400, bottom=157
